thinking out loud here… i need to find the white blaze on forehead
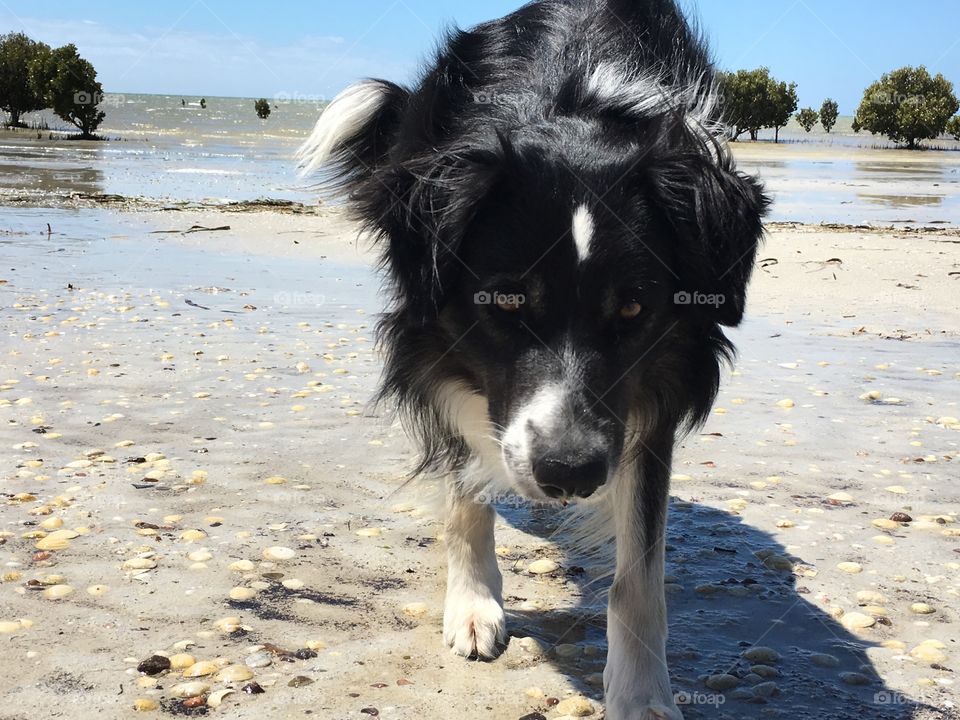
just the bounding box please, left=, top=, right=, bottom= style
left=572, top=205, right=594, bottom=262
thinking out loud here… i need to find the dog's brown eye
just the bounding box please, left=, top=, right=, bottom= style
left=619, top=301, right=643, bottom=320
left=495, top=294, right=523, bottom=313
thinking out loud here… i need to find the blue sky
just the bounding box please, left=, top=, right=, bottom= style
left=3, top=0, right=959, bottom=114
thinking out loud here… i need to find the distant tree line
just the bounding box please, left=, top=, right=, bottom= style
left=0, top=32, right=105, bottom=139
left=719, top=65, right=960, bottom=149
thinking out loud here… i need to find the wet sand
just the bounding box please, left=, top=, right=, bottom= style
left=1, top=200, right=957, bottom=720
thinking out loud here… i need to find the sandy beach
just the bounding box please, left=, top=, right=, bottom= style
left=1, top=132, right=959, bottom=720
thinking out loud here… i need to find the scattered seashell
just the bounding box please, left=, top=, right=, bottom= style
left=840, top=612, right=876, bottom=630
left=123, top=558, right=157, bottom=570
left=827, top=492, right=854, bottom=503
left=856, top=590, right=887, bottom=605
left=742, top=647, right=780, bottom=663
left=402, top=602, right=428, bottom=618
left=910, top=641, right=947, bottom=664
left=837, top=561, right=863, bottom=574
left=42, top=584, right=74, bottom=599
left=169, top=653, right=196, bottom=670
left=245, top=651, right=272, bottom=669
left=215, top=665, right=254, bottom=683
left=840, top=672, right=872, bottom=686
left=554, top=696, right=595, bottom=716
left=214, top=616, right=243, bottom=633
left=705, top=674, right=739, bottom=691
left=528, top=559, right=559, bottom=575
left=809, top=653, right=840, bottom=668
left=262, top=546, right=295, bottom=561
left=170, top=681, right=211, bottom=698
left=183, top=660, right=218, bottom=677
left=554, top=643, right=581, bottom=658
left=207, top=688, right=235, bottom=708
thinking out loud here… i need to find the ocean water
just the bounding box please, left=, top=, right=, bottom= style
left=2, top=93, right=959, bottom=225
left=3, top=94, right=324, bottom=205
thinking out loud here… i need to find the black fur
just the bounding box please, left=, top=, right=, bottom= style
left=310, top=0, right=767, bottom=481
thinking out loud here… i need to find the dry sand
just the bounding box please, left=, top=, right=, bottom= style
left=0, top=195, right=958, bottom=720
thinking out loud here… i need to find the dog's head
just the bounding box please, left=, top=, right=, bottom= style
left=301, top=82, right=767, bottom=502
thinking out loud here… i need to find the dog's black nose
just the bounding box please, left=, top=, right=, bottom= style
left=533, top=454, right=607, bottom=499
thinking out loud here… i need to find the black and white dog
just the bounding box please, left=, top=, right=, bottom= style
left=300, top=1, right=766, bottom=717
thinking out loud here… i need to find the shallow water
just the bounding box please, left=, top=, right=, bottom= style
left=736, top=153, right=960, bottom=226
left=4, top=94, right=322, bottom=205
left=5, top=94, right=960, bottom=226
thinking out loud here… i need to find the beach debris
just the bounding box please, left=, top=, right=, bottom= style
left=137, top=655, right=171, bottom=675
left=150, top=225, right=231, bottom=235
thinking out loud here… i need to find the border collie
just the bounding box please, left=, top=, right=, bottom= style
left=299, top=1, right=767, bottom=716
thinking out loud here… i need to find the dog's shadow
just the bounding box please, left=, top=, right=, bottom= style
left=495, top=499, right=939, bottom=720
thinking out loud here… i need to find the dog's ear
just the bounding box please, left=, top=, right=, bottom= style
left=647, top=152, right=768, bottom=326
left=375, top=145, right=504, bottom=322
left=297, top=79, right=409, bottom=188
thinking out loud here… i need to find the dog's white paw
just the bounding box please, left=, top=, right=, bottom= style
left=604, top=665, right=682, bottom=720
left=442, top=592, right=506, bottom=659
left=603, top=698, right=683, bottom=720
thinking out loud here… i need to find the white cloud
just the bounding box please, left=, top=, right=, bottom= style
left=11, top=15, right=415, bottom=98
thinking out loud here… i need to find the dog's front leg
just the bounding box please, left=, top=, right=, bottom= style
left=604, top=436, right=682, bottom=720
left=442, top=487, right=507, bottom=659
